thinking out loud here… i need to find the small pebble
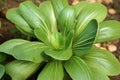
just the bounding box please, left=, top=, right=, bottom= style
left=108, top=44, right=117, bottom=52
left=109, top=8, right=116, bottom=15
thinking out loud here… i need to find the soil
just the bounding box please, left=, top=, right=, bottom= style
left=0, top=0, right=120, bottom=80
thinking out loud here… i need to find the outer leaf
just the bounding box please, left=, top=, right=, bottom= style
left=18, top=1, right=48, bottom=29
left=75, top=3, right=107, bottom=36
left=64, top=56, right=92, bottom=80
left=37, top=61, right=64, bottom=80
left=5, top=60, right=40, bottom=80
left=83, top=47, right=120, bottom=76
left=6, top=8, right=34, bottom=36
left=45, top=48, right=72, bottom=60
left=39, top=1, right=57, bottom=33
left=73, top=20, right=98, bottom=56
left=19, top=1, right=52, bottom=45
left=11, top=42, right=48, bottom=63
left=0, top=39, right=29, bottom=54
left=88, top=65, right=110, bottom=80
left=73, top=1, right=89, bottom=17
left=51, top=0, right=69, bottom=20
left=0, top=64, right=5, bottom=79
left=96, top=20, right=120, bottom=43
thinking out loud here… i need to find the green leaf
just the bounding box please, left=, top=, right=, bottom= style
left=88, top=65, right=110, bottom=80
left=11, top=42, right=48, bottom=63
left=37, top=61, right=64, bottom=80
left=0, top=64, right=5, bottom=79
left=75, top=3, right=107, bottom=36
left=18, top=1, right=48, bottom=29
left=64, top=56, right=92, bottom=80
left=73, top=1, right=90, bottom=17
left=58, top=6, right=75, bottom=49
left=0, top=39, right=29, bottom=54
left=51, top=0, right=69, bottom=20
left=39, top=1, right=57, bottom=33
left=0, top=52, right=7, bottom=62
left=58, top=6, right=75, bottom=36
left=65, top=30, right=74, bottom=49
left=96, top=20, right=120, bottom=43
left=45, top=48, right=72, bottom=60
left=6, top=8, right=34, bottom=36
left=34, top=28, right=50, bottom=46
left=73, top=20, right=98, bottom=56
left=83, top=47, right=120, bottom=76
left=5, top=60, right=40, bottom=80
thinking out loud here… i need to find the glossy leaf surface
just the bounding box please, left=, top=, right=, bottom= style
left=5, top=60, right=40, bottom=80
left=39, top=1, right=57, bottom=33
left=45, top=48, right=72, bottom=60
left=73, top=20, right=98, bottom=56
left=96, top=20, right=120, bottom=43
left=19, top=1, right=48, bottom=29
left=58, top=6, right=75, bottom=36
left=84, top=47, right=120, bottom=76
left=64, top=56, right=92, bottom=80
left=0, top=39, right=29, bottom=54
left=75, top=3, right=107, bottom=36
left=89, top=66, right=110, bottom=80
left=73, top=1, right=89, bottom=17
left=6, top=8, right=34, bottom=36
left=37, top=61, right=64, bottom=80
left=51, top=0, right=69, bottom=20
left=11, top=42, right=48, bottom=63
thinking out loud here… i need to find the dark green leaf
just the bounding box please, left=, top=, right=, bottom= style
left=37, top=61, right=64, bottom=80
left=6, top=8, right=34, bottom=36
left=83, top=47, right=120, bottom=76
left=73, top=20, right=98, bottom=56
left=0, top=64, right=5, bottom=79
left=0, top=39, right=29, bottom=54
left=11, top=42, right=48, bottom=63
left=5, top=60, right=40, bottom=80
left=0, top=53, right=7, bottom=62
left=75, top=3, right=107, bottom=36
left=51, top=0, right=69, bottom=20
left=96, top=20, right=120, bottom=43
left=45, top=48, right=72, bottom=60
left=65, top=30, right=74, bottom=49
left=64, top=56, right=92, bottom=80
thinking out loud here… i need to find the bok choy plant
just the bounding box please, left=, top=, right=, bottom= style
left=0, top=0, right=120, bottom=80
